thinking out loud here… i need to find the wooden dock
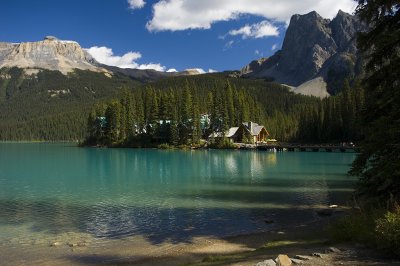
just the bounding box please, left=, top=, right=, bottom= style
left=237, top=143, right=357, bottom=152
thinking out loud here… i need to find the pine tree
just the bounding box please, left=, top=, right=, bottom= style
left=192, top=97, right=201, bottom=144
left=122, top=89, right=134, bottom=138
left=225, top=80, right=235, bottom=127
left=350, top=0, right=400, bottom=202
left=135, top=91, right=145, bottom=134
left=181, top=80, right=193, bottom=123
left=105, top=100, right=122, bottom=143
left=169, top=106, right=179, bottom=146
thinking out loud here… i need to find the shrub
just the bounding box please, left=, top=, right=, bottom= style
left=375, top=206, right=400, bottom=256
left=208, top=138, right=238, bottom=149
left=157, top=143, right=172, bottom=149
left=329, top=211, right=377, bottom=244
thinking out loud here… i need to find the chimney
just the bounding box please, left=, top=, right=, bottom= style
left=248, top=122, right=252, bottom=132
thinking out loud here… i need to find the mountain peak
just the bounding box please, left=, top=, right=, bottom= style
left=241, top=10, right=365, bottom=95
left=336, top=9, right=351, bottom=17
left=44, top=36, right=59, bottom=41
left=0, top=38, right=104, bottom=74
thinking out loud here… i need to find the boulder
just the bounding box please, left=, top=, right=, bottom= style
left=328, top=247, right=341, bottom=253
left=312, top=252, right=325, bottom=258
left=255, top=259, right=277, bottom=266
left=290, top=258, right=304, bottom=264
left=295, top=255, right=312, bottom=260
left=50, top=241, right=62, bottom=247
left=276, top=254, right=292, bottom=266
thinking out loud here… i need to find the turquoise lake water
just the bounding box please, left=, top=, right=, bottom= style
left=0, top=143, right=356, bottom=246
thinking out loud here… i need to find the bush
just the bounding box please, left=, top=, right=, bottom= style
left=208, top=138, right=238, bottom=149
left=375, top=206, right=400, bottom=256
left=157, top=143, right=173, bottom=149
left=329, top=206, right=400, bottom=257
left=329, top=211, right=377, bottom=244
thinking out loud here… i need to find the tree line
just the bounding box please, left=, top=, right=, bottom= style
left=85, top=75, right=365, bottom=147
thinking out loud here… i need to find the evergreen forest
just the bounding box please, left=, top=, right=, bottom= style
left=85, top=73, right=365, bottom=147
left=0, top=68, right=139, bottom=140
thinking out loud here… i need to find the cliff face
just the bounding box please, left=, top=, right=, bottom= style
left=0, top=36, right=103, bottom=74
left=241, top=10, right=366, bottom=95
left=0, top=36, right=203, bottom=80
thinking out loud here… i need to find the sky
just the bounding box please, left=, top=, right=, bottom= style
left=0, top=0, right=357, bottom=72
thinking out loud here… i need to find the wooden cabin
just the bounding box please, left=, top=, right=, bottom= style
left=209, top=122, right=269, bottom=144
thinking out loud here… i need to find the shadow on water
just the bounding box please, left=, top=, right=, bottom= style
left=0, top=144, right=358, bottom=264
left=0, top=180, right=354, bottom=245
left=0, top=198, right=288, bottom=244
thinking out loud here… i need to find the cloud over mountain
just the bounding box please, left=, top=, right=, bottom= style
left=145, top=0, right=356, bottom=32
left=86, top=46, right=166, bottom=71
left=228, top=21, right=279, bottom=39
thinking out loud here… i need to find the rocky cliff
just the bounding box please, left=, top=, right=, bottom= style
left=241, top=10, right=366, bottom=95
left=0, top=36, right=106, bottom=74
left=0, top=36, right=205, bottom=80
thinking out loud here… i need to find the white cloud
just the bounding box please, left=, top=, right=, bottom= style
left=167, top=68, right=178, bottom=72
left=271, top=44, right=278, bottom=50
left=86, top=46, right=166, bottom=71
left=137, top=63, right=166, bottom=72
left=208, top=69, right=218, bottom=73
left=86, top=46, right=141, bottom=68
left=128, top=0, right=145, bottom=9
left=194, top=68, right=206, bottom=74
left=146, top=0, right=356, bottom=32
left=229, top=21, right=279, bottom=39
left=223, top=40, right=234, bottom=51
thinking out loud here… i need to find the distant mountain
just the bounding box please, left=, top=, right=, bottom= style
left=0, top=36, right=204, bottom=82
left=241, top=10, right=366, bottom=96
left=101, top=65, right=205, bottom=82
left=0, top=36, right=105, bottom=74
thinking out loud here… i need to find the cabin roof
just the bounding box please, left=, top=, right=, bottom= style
left=242, top=122, right=266, bottom=136
left=226, top=127, right=239, bottom=137
left=208, top=127, right=239, bottom=139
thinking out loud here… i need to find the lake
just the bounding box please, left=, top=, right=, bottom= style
left=0, top=143, right=356, bottom=249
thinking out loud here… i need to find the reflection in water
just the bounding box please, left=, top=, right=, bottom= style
left=0, top=143, right=356, bottom=246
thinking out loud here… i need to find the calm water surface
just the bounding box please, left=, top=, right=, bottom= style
left=0, top=143, right=356, bottom=246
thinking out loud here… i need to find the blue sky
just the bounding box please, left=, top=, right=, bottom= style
left=0, top=0, right=356, bottom=72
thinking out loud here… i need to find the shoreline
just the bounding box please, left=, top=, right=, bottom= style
left=2, top=214, right=397, bottom=266
left=0, top=214, right=347, bottom=266
left=1, top=141, right=357, bottom=153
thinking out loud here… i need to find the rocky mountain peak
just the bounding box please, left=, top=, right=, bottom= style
left=0, top=37, right=104, bottom=74
left=44, top=36, right=59, bottom=41
left=241, top=10, right=366, bottom=96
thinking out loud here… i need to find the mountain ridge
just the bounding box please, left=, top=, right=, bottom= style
left=0, top=36, right=205, bottom=82
left=241, top=10, right=366, bottom=96
left=0, top=36, right=106, bottom=74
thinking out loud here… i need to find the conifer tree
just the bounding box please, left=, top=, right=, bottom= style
left=192, top=97, right=201, bottom=144
left=105, top=100, right=122, bottom=143
left=135, top=92, right=145, bottom=134
left=181, top=80, right=193, bottom=123
left=350, top=0, right=400, bottom=202
left=225, top=80, right=235, bottom=127
left=169, top=106, right=179, bottom=146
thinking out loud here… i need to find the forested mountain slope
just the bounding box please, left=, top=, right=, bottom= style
left=0, top=66, right=364, bottom=142
left=0, top=67, right=139, bottom=140
left=86, top=73, right=365, bottom=145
